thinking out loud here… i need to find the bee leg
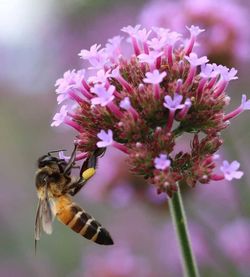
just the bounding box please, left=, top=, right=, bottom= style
left=66, top=148, right=106, bottom=196
left=67, top=154, right=100, bottom=196
left=64, top=143, right=78, bottom=175
left=67, top=179, right=87, bottom=196
left=80, top=147, right=106, bottom=176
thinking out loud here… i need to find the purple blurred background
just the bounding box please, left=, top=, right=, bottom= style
left=1, top=0, right=250, bottom=276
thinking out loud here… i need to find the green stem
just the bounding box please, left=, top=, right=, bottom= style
left=169, top=183, right=200, bottom=277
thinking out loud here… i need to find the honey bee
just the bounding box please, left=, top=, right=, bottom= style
left=35, top=145, right=113, bottom=251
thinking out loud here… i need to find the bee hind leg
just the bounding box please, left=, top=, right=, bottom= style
left=80, top=147, right=106, bottom=176
left=66, top=148, right=106, bottom=196
left=66, top=178, right=87, bottom=196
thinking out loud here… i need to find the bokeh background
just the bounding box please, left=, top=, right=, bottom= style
left=1, top=0, right=250, bottom=276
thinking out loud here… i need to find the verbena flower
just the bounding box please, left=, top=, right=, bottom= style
left=219, top=160, right=244, bottom=181
left=154, top=154, right=171, bottom=170
left=139, top=0, right=249, bottom=66
left=52, top=25, right=248, bottom=197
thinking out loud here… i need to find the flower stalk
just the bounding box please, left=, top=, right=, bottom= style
left=169, top=183, right=200, bottom=277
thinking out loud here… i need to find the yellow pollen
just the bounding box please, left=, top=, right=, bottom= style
left=82, top=167, right=96, bottom=180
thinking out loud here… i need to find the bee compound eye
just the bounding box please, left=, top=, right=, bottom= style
left=36, top=172, right=49, bottom=189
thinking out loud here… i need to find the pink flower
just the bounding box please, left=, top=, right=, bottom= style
left=105, top=35, right=123, bottom=58
left=163, top=93, right=185, bottom=111
left=215, top=65, right=238, bottom=81
left=147, top=37, right=167, bottom=51
left=96, top=129, right=114, bottom=148
left=186, top=25, right=205, bottom=37
left=138, top=51, right=163, bottom=65
left=185, top=53, right=209, bottom=67
left=223, top=94, right=250, bottom=121
left=120, top=97, right=132, bottom=110
left=88, top=69, right=110, bottom=84
left=241, top=94, right=250, bottom=110
left=55, top=70, right=77, bottom=94
left=200, top=64, right=218, bottom=78
left=51, top=105, right=68, bottom=127
left=220, top=160, right=244, bottom=181
left=121, top=24, right=141, bottom=36
left=154, top=154, right=171, bottom=170
left=79, top=44, right=107, bottom=69
left=91, top=85, right=115, bottom=106
left=137, top=28, right=152, bottom=42
left=143, top=69, right=167, bottom=84
left=165, top=31, right=182, bottom=45
left=55, top=69, right=86, bottom=104
left=106, top=35, right=123, bottom=47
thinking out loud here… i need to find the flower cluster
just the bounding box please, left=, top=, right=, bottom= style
left=52, top=25, right=248, bottom=197
left=139, top=0, right=249, bottom=66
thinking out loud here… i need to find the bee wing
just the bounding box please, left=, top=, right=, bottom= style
left=35, top=198, right=43, bottom=242
left=40, top=198, right=53, bottom=234
left=34, top=186, right=55, bottom=253
left=35, top=187, right=54, bottom=239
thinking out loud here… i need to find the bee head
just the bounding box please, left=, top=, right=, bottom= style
left=37, top=155, right=67, bottom=173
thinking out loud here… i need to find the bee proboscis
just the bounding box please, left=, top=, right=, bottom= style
left=35, top=145, right=113, bottom=251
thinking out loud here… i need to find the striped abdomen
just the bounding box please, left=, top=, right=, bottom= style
left=55, top=196, right=113, bottom=245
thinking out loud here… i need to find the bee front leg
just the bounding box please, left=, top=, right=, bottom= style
left=64, top=143, right=78, bottom=175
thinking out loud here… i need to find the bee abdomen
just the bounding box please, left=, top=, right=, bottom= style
left=57, top=204, right=113, bottom=245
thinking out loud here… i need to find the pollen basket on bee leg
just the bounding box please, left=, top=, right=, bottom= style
left=82, top=168, right=96, bottom=180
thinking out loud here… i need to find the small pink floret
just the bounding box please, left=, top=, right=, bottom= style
left=96, top=129, right=114, bottom=148
left=154, top=154, right=171, bottom=170
left=220, top=160, right=244, bottom=181
left=51, top=105, right=68, bottom=127
left=143, top=69, right=167, bottom=84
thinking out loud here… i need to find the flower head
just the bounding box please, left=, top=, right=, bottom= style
left=52, top=25, right=247, bottom=197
